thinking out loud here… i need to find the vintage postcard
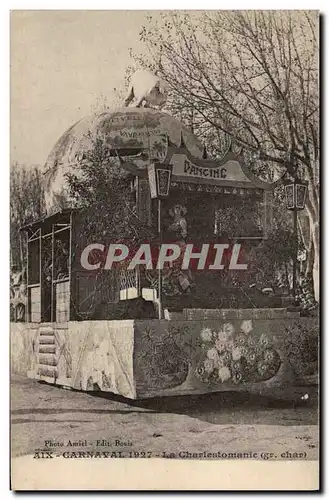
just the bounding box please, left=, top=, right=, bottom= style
left=10, top=10, right=319, bottom=491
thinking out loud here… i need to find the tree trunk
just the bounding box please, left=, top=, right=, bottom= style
left=297, top=213, right=311, bottom=278
left=311, top=219, right=319, bottom=302
left=306, top=203, right=319, bottom=302
left=284, top=261, right=290, bottom=290
left=303, top=172, right=319, bottom=302
left=306, top=237, right=315, bottom=277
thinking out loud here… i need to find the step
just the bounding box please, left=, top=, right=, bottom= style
left=38, top=366, right=58, bottom=378
left=39, top=326, right=54, bottom=335
left=39, top=354, right=57, bottom=366
left=39, top=336, right=55, bottom=345
left=39, top=345, right=56, bottom=354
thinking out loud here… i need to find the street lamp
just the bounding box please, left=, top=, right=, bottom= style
left=284, top=178, right=308, bottom=300
left=147, top=162, right=173, bottom=319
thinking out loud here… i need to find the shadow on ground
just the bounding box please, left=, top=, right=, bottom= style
left=89, top=384, right=319, bottom=426
left=11, top=376, right=318, bottom=426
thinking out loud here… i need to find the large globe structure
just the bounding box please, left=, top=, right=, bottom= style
left=44, top=107, right=203, bottom=212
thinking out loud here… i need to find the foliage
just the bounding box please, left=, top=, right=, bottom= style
left=10, top=162, right=45, bottom=268
left=136, top=11, right=318, bottom=172
left=65, top=137, right=156, bottom=247
left=296, top=275, right=318, bottom=316
left=132, top=11, right=319, bottom=297
left=282, top=321, right=318, bottom=377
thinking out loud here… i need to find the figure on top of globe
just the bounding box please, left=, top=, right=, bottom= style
left=124, top=69, right=169, bottom=109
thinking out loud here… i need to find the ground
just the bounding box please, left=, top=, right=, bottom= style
left=11, top=375, right=319, bottom=461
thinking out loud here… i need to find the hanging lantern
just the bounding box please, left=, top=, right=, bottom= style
left=147, top=162, right=173, bottom=199
left=284, top=178, right=308, bottom=210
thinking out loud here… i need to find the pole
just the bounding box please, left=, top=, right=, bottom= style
left=158, top=198, right=162, bottom=320
left=26, top=233, right=29, bottom=323
left=292, top=207, right=298, bottom=301
left=51, top=224, right=55, bottom=322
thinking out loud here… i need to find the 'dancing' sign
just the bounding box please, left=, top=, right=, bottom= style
left=170, top=154, right=252, bottom=184
left=183, top=159, right=227, bottom=179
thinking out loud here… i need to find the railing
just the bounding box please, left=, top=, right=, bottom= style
left=119, top=267, right=140, bottom=300
left=28, top=284, right=41, bottom=323
left=54, top=278, right=70, bottom=323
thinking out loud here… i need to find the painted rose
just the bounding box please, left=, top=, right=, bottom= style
left=207, top=347, right=219, bottom=362
left=216, top=355, right=228, bottom=369
left=245, top=350, right=256, bottom=364
left=216, top=330, right=230, bottom=343
left=241, top=320, right=253, bottom=334
left=223, top=323, right=235, bottom=337
left=226, top=340, right=234, bottom=350
left=247, top=336, right=256, bottom=348
left=235, top=335, right=248, bottom=347
left=200, top=328, right=213, bottom=343
left=204, top=358, right=214, bottom=374
left=232, top=346, right=242, bottom=361
left=218, top=366, right=231, bottom=382
left=215, top=339, right=226, bottom=353
left=240, top=345, right=249, bottom=357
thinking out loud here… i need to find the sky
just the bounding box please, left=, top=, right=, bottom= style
left=10, top=10, right=156, bottom=166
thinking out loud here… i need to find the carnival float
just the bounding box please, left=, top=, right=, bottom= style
left=11, top=70, right=318, bottom=399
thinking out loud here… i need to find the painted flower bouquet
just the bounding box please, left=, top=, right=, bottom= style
left=196, top=321, right=281, bottom=386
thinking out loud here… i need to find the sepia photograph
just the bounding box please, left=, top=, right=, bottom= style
left=10, top=9, right=320, bottom=490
